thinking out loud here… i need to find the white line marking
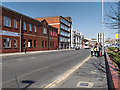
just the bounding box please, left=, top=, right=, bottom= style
left=16, top=59, right=22, bottom=61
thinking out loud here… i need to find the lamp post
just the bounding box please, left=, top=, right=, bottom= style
left=102, top=0, right=105, bottom=55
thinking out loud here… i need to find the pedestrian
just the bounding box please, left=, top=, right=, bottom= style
left=94, top=45, right=97, bottom=56
left=91, top=46, right=94, bottom=57
left=25, top=46, right=27, bottom=53
left=97, top=44, right=99, bottom=57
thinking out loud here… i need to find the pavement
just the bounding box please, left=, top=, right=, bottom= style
left=0, top=49, right=75, bottom=57
left=55, top=56, right=108, bottom=89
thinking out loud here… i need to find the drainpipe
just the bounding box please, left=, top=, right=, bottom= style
left=20, top=16, right=22, bottom=52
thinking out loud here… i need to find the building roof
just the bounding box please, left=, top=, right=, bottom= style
left=36, top=16, right=72, bottom=23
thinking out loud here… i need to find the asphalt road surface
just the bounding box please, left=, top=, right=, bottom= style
left=2, top=49, right=90, bottom=88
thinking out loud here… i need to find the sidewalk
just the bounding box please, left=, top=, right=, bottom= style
left=0, top=49, right=75, bottom=57
left=56, top=56, right=108, bottom=89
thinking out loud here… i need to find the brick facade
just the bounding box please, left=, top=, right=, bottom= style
left=0, top=6, right=58, bottom=53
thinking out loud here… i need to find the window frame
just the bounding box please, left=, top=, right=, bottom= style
left=13, top=38, right=17, bottom=48
left=29, top=24, right=32, bottom=32
left=3, top=38, right=11, bottom=48
left=23, top=22, right=26, bottom=30
left=34, top=25, right=37, bottom=32
left=4, top=16, right=11, bottom=27
left=43, top=27, right=47, bottom=35
left=14, top=19, right=17, bottom=29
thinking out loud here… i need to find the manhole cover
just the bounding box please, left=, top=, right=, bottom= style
left=77, top=81, right=94, bottom=88
left=80, top=83, right=88, bottom=86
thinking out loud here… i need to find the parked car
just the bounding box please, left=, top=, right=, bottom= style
left=75, top=46, right=80, bottom=50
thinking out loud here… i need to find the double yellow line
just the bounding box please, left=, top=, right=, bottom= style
left=43, top=55, right=91, bottom=89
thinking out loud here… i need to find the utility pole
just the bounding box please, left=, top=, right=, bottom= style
left=102, top=0, right=105, bottom=55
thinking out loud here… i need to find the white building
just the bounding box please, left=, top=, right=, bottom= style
left=97, top=33, right=105, bottom=44
left=71, top=28, right=82, bottom=48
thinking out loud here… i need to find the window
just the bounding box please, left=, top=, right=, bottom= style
left=34, top=40, right=36, bottom=47
left=51, top=30, right=52, bottom=36
left=29, top=24, right=32, bottom=31
left=34, top=25, right=36, bottom=32
left=42, top=41, right=44, bottom=47
left=23, top=22, right=26, bottom=30
left=4, top=16, right=11, bottom=27
left=53, top=41, right=54, bottom=47
left=56, top=31, right=57, bottom=36
left=23, top=39, right=26, bottom=48
left=50, top=41, right=52, bottom=47
left=14, top=19, right=17, bottom=28
left=13, top=38, right=17, bottom=48
left=28, top=40, right=32, bottom=48
left=3, top=38, right=11, bottom=48
left=45, top=41, right=47, bottom=47
left=43, top=27, right=47, bottom=34
left=53, top=31, right=54, bottom=36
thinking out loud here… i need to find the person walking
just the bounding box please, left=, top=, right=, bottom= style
left=97, top=44, right=99, bottom=57
left=25, top=46, right=27, bottom=53
left=94, top=45, right=97, bottom=56
left=91, top=46, right=94, bottom=57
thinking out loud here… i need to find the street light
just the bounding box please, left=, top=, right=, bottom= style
left=102, top=0, right=105, bottom=55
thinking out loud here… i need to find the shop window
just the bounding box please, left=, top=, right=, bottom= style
left=23, top=39, right=26, bottom=48
left=13, top=38, right=17, bottom=48
left=34, top=40, right=36, bottom=48
left=42, top=41, right=44, bottom=47
left=14, top=19, right=17, bottom=29
left=28, top=40, right=32, bottom=48
left=3, top=38, right=11, bottom=48
left=4, top=16, right=11, bottom=27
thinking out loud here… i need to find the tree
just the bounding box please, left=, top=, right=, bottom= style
left=105, top=1, right=120, bottom=47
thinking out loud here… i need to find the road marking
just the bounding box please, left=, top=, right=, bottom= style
left=31, top=57, right=36, bottom=59
left=43, top=55, right=91, bottom=89
left=16, top=59, right=22, bottom=61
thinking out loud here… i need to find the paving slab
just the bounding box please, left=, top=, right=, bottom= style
left=55, top=56, right=108, bottom=89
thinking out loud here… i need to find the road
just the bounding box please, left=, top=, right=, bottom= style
left=2, top=49, right=90, bottom=88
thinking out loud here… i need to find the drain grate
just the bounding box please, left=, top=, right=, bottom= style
left=77, top=81, right=94, bottom=88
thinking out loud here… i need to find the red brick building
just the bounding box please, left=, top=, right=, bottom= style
left=35, top=16, right=72, bottom=49
left=0, top=6, right=58, bottom=53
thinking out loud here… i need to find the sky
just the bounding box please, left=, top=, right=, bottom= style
left=2, top=2, right=118, bottom=39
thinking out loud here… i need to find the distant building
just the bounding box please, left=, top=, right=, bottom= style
left=35, top=16, right=72, bottom=49
left=71, top=28, right=82, bottom=48
left=97, top=33, right=105, bottom=44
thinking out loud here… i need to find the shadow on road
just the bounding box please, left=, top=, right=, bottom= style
left=21, top=80, right=35, bottom=90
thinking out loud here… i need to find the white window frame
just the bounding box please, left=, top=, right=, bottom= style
left=4, top=16, right=11, bottom=27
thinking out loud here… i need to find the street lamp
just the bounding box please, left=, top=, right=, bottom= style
left=102, top=0, right=105, bottom=55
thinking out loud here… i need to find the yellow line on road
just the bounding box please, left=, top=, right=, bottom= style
left=43, top=55, right=91, bottom=89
